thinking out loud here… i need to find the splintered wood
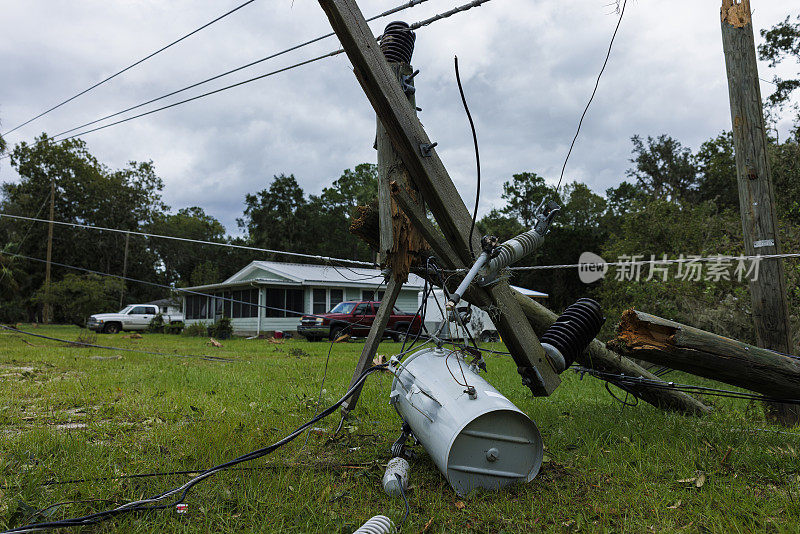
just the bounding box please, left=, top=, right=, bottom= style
left=388, top=183, right=428, bottom=282
left=721, top=0, right=750, bottom=28
left=349, top=200, right=380, bottom=250
left=611, top=309, right=800, bottom=400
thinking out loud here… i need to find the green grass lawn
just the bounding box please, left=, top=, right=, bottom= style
left=1, top=325, right=799, bottom=533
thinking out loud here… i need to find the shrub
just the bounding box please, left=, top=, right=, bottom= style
left=163, top=322, right=184, bottom=335
left=208, top=316, right=233, bottom=340
left=148, top=314, right=165, bottom=333
left=182, top=322, right=208, bottom=337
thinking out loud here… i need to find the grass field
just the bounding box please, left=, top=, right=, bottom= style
left=1, top=325, right=799, bottom=533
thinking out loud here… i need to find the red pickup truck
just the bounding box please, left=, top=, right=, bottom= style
left=297, top=300, right=422, bottom=342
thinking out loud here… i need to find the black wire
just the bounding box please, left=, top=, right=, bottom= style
left=2, top=252, right=426, bottom=341
left=556, top=0, right=627, bottom=193
left=56, top=50, right=343, bottom=142
left=396, top=473, right=410, bottom=527
left=49, top=0, right=433, bottom=141
left=0, top=324, right=232, bottom=362
left=454, top=56, right=481, bottom=259
left=1, top=0, right=259, bottom=136
left=1, top=365, right=388, bottom=533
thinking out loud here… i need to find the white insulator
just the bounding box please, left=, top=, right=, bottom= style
left=382, top=457, right=410, bottom=496
left=352, top=515, right=396, bottom=534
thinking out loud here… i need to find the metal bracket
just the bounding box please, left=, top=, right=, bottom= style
left=419, top=142, right=437, bottom=157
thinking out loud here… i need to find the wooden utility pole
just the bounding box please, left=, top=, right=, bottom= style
left=319, top=0, right=561, bottom=397
left=43, top=177, right=55, bottom=324
left=721, top=0, right=799, bottom=424
left=119, top=231, right=130, bottom=308
left=612, top=310, right=800, bottom=400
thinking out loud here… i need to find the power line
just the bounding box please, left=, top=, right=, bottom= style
left=1, top=0, right=259, bottom=137
left=58, top=49, right=345, bottom=142
left=556, top=0, right=627, bottom=193
left=0, top=0, right=496, bottom=159
left=50, top=0, right=433, bottom=140
left=0, top=213, right=377, bottom=267
left=0, top=324, right=232, bottom=362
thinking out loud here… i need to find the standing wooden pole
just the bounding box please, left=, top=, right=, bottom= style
left=43, top=178, right=55, bottom=324
left=119, top=231, right=130, bottom=308
left=721, top=0, right=799, bottom=424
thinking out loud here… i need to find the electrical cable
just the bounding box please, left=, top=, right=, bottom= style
left=56, top=50, right=345, bottom=142
left=0, top=213, right=377, bottom=267
left=396, top=473, right=410, bottom=527
left=1, top=0, right=259, bottom=137
left=0, top=251, right=442, bottom=342
left=0, top=324, right=233, bottom=362
left=1, top=364, right=388, bottom=533
left=0, top=0, right=491, bottom=160
left=454, top=55, right=481, bottom=260
left=49, top=0, right=433, bottom=141
left=556, top=0, right=627, bottom=193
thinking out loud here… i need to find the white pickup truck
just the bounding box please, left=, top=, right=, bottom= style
left=87, top=305, right=183, bottom=334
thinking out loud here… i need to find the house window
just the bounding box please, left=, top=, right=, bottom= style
left=229, top=289, right=258, bottom=318
left=362, top=290, right=384, bottom=302
left=330, top=289, right=344, bottom=309
left=265, top=288, right=305, bottom=318
left=313, top=289, right=327, bottom=315
left=185, top=295, right=211, bottom=320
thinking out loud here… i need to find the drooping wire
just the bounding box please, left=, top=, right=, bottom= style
left=396, top=473, right=410, bottom=527
left=0, top=191, right=51, bottom=286
left=0, top=213, right=377, bottom=267
left=454, top=55, right=481, bottom=259
left=49, top=0, right=433, bottom=141
left=1, top=365, right=388, bottom=533
left=1, top=0, right=259, bottom=136
left=0, top=324, right=233, bottom=362
left=556, top=0, right=627, bottom=193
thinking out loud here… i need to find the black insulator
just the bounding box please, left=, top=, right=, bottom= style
left=380, top=21, right=416, bottom=64
left=541, top=298, right=605, bottom=369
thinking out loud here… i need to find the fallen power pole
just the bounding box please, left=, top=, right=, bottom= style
left=320, top=0, right=562, bottom=399
left=611, top=310, right=800, bottom=401
left=721, top=0, right=799, bottom=424
left=375, top=193, right=712, bottom=415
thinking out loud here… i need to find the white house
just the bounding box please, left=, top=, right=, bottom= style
left=180, top=260, right=425, bottom=336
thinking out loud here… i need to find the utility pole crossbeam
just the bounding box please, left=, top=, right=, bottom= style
left=721, top=0, right=799, bottom=424
left=319, top=0, right=561, bottom=396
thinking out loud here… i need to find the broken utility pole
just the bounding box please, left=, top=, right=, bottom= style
left=612, top=310, right=800, bottom=402
left=319, top=0, right=561, bottom=398
left=721, top=0, right=799, bottom=424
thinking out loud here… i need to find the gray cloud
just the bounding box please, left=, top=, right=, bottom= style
left=1, top=0, right=797, bottom=234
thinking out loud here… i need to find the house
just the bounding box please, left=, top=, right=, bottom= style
left=146, top=298, right=182, bottom=316
left=179, top=260, right=425, bottom=336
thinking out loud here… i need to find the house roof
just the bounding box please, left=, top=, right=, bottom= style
left=181, top=260, right=426, bottom=292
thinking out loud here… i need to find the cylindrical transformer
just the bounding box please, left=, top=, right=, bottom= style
left=390, top=347, right=544, bottom=495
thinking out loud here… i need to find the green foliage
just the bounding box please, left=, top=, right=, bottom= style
left=627, top=134, right=697, bottom=203
left=147, top=313, right=166, bottom=333
left=182, top=322, right=209, bottom=337
left=163, top=321, right=184, bottom=335
left=31, top=274, right=123, bottom=327
left=759, top=14, right=800, bottom=115
left=208, top=316, right=233, bottom=340
left=695, top=131, right=738, bottom=210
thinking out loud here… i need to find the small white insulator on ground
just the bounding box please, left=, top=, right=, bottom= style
left=382, top=457, right=410, bottom=496
left=352, top=515, right=396, bottom=534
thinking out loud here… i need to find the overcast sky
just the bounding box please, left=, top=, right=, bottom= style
left=1, top=1, right=798, bottom=235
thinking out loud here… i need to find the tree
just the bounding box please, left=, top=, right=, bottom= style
left=1, top=135, right=168, bottom=319
left=238, top=174, right=308, bottom=254
left=32, top=273, right=123, bottom=327
left=500, top=172, right=558, bottom=227
left=759, top=14, right=800, bottom=123
left=695, top=131, right=738, bottom=210
left=147, top=207, right=226, bottom=285
left=627, top=135, right=698, bottom=203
